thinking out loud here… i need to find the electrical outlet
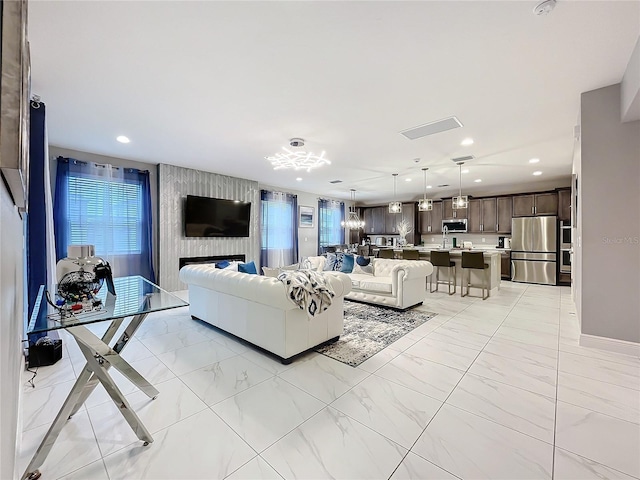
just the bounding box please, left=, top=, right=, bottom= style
left=482, top=237, right=485, bottom=243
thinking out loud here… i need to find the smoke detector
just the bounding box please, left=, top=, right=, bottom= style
left=289, top=138, right=305, bottom=147
left=533, top=0, right=556, bottom=16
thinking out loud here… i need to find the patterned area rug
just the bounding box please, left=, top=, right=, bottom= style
left=315, top=301, right=437, bottom=367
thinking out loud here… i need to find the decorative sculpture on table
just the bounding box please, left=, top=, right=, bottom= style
left=396, top=219, right=413, bottom=246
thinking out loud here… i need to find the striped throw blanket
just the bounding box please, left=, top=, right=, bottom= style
left=277, top=270, right=335, bottom=317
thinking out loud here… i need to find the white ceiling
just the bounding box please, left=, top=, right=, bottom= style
left=28, top=1, right=640, bottom=204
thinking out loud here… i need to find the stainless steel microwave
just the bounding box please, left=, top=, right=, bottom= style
left=442, top=219, right=467, bottom=232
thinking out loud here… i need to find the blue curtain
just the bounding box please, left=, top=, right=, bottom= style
left=26, top=101, right=48, bottom=339
left=260, top=190, right=298, bottom=268
left=317, top=199, right=345, bottom=254
left=53, top=157, right=155, bottom=282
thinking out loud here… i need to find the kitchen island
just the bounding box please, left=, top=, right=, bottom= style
left=373, top=247, right=502, bottom=295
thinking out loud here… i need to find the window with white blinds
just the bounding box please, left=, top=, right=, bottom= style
left=318, top=200, right=344, bottom=248
left=67, top=176, right=142, bottom=255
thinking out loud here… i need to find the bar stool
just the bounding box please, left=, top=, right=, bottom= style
left=461, top=251, right=490, bottom=300
left=378, top=249, right=395, bottom=259
left=429, top=250, right=456, bottom=295
left=401, top=249, right=420, bottom=260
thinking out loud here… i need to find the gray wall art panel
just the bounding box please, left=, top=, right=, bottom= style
left=158, top=164, right=260, bottom=291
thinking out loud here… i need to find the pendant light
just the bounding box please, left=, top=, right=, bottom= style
left=388, top=173, right=402, bottom=213
left=341, top=189, right=365, bottom=230
left=452, top=162, right=468, bottom=209
left=418, top=167, right=433, bottom=211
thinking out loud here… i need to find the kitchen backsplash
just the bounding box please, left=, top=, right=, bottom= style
left=420, top=233, right=509, bottom=248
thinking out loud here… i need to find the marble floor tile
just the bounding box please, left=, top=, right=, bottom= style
left=390, top=452, right=459, bottom=480
left=413, top=404, right=553, bottom=479
left=388, top=333, right=422, bottom=352
left=553, top=448, right=637, bottom=480
left=278, top=354, right=369, bottom=403
left=226, top=456, right=283, bottom=480
left=427, top=324, right=491, bottom=351
left=446, top=373, right=556, bottom=443
left=558, top=343, right=640, bottom=367
left=212, top=377, right=325, bottom=452
left=179, top=354, right=273, bottom=405
left=56, top=459, right=110, bottom=480
left=22, top=379, right=77, bottom=432
left=557, top=371, right=640, bottom=424
left=501, top=317, right=560, bottom=335
left=84, top=364, right=147, bottom=409
left=22, top=356, right=76, bottom=392
left=405, top=336, right=480, bottom=370
left=443, top=316, right=503, bottom=336
left=240, top=348, right=297, bottom=375
left=555, top=401, right=640, bottom=478
left=102, top=409, right=256, bottom=480
left=482, top=336, right=558, bottom=369
left=494, top=325, right=558, bottom=349
left=138, top=328, right=212, bottom=356
left=19, top=410, right=102, bottom=480
left=192, top=323, right=252, bottom=354
left=507, top=306, right=560, bottom=324
left=331, top=374, right=442, bottom=449
left=133, top=314, right=194, bottom=340
left=468, top=352, right=557, bottom=398
left=156, top=338, right=237, bottom=376
left=558, top=351, right=640, bottom=390
left=376, top=352, right=465, bottom=401
left=87, top=377, right=207, bottom=457
left=356, top=346, right=403, bottom=374
left=118, top=338, right=155, bottom=363
left=262, top=407, right=407, bottom=479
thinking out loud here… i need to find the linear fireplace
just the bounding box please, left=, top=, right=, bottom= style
left=178, top=254, right=246, bottom=271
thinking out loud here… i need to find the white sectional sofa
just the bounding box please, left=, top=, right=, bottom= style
left=178, top=265, right=352, bottom=363
left=306, top=256, right=433, bottom=310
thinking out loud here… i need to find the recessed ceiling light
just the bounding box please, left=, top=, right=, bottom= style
left=426, top=185, right=433, bottom=189
left=529, top=158, right=540, bottom=164
left=474, top=179, right=482, bottom=183
left=296, top=177, right=302, bottom=181
left=116, top=135, right=130, bottom=144
left=533, top=171, right=543, bottom=176
left=405, top=178, right=412, bottom=182
left=461, top=138, right=474, bottom=146
left=461, top=169, right=469, bottom=174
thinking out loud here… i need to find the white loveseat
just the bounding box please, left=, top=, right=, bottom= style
left=178, top=265, right=352, bottom=363
left=306, top=256, right=433, bottom=310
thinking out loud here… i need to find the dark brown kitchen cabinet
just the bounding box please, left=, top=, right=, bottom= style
left=443, top=199, right=468, bottom=220
left=363, top=208, right=374, bottom=234
left=401, top=202, right=417, bottom=245
left=513, top=193, right=558, bottom=217
left=497, top=196, right=513, bottom=233
left=467, top=198, right=496, bottom=233
left=418, top=201, right=443, bottom=234
left=467, top=199, right=481, bottom=232
left=558, top=189, right=571, bottom=222
left=481, top=197, right=497, bottom=233
left=500, top=251, right=511, bottom=280
left=385, top=208, right=401, bottom=234
left=372, top=207, right=385, bottom=234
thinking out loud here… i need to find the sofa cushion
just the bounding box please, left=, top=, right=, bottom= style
left=238, top=261, right=257, bottom=274
left=340, top=254, right=355, bottom=273
left=262, top=267, right=279, bottom=278
left=324, top=253, right=337, bottom=271
left=357, top=276, right=393, bottom=293
left=353, top=256, right=373, bottom=275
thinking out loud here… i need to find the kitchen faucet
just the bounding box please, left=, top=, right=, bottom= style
left=442, top=225, right=449, bottom=249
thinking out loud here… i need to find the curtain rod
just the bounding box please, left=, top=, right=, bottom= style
left=56, top=156, right=149, bottom=174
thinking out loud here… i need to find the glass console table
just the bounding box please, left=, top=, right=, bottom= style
left=22, top=276, right=188, bottom=480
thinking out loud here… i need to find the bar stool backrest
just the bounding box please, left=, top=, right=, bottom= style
left=462, top=251, right=485, bottom=269
left=378, top=249, right=395, bottom=259
left=402, top=249, right=420, bottom=260
left=430, top=250, right=451, bottom=267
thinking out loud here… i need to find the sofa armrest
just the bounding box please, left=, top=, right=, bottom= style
left=388, top=261, right=433, bottom=281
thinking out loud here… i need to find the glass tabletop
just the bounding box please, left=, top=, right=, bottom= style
left=27, top=276, right=189, bottom=335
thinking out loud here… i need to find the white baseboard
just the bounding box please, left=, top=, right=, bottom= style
left=580, top=334, right=640, bottom=357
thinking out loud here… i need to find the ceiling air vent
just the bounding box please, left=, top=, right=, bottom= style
left=400, top=116, right=463, bottom=140
left=451, top=155, right=475, bottom=163
left=329, top=179, right=343, bottom=184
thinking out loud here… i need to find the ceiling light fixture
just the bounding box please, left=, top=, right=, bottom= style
left=461, top=138, right=474, bottom=146
left=389, top=174, right=402, bottom=214
left=474, top=179, right=482, bottom=183
left=462, top=169, right=469, bottom=174
left=533, top=0, right=556, bottom=16
left=265, top=138, right=331, bottom=172
left=453, top=162, right=468, bottom=210
left=116, top=135, right=130, bottom=144
left=341, top=189, right=365, bottom=230
left=533, top=171, right=543, bottom=176
left=418, top=168, right=433, bottom=212
left=529, top=158, right=540, bottom=164
left=405, top=178, right=412, bottom=182
left=296, top=177, right=302, bottom=181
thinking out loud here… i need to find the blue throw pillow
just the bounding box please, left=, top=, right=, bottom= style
left=340, top=254, right=355, bottom=273
left=216, top=260, right=230, bottom=269
left=238, top=261, right=257, bottom=274
left=356, top=255, right=370, bottom=266
left=323, top=253, right=337, bottom=271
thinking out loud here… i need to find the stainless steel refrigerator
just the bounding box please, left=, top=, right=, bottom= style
left=511, top=216, right=557, bottom=285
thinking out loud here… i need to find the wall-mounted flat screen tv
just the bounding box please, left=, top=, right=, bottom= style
left=184, top=195, right=251, bottom=237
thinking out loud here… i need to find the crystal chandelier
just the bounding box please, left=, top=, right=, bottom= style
left=265, top=138, right=331, bottom=172
left=388, top=173, right=402, bottom=213
left=341, top=189, right=365, bottom=230
left=452, top=162, right=468, bottom=209
left=418, top=167, right=433, bottom=211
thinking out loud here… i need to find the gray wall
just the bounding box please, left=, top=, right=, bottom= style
left=158, top=164, right=260, bottom=291
left=579, top=84, right=640, bottom=343
left=0, top=182, right=25, bottom=480
left=49, top=146, right=160, bottom=277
